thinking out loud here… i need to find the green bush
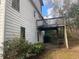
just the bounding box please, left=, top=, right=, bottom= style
left=4, top=38, right=31, bottom=59
left=4, top=38, right=45, bottom=59
left=31, top=43, right=45, bottom=55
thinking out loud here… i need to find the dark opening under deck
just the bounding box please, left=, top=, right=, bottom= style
left=38, top=24, right=64, bottom=31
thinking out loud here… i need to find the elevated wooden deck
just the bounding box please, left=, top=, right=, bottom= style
left=36, top=17, right=69, bottom=48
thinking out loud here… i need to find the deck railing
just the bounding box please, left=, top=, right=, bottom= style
left=36, top=18, right=64, bottom=27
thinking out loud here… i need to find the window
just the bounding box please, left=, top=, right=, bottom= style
left=21, top=27, right=25, bottom=39
left=12, top=0, right=20, bottom=12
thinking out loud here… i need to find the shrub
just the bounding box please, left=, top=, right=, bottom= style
left=31, top=43, right=45, bottom=55
left=4, top=38, right=31, bottom=59
left=4, top=38, right=45, bottom=59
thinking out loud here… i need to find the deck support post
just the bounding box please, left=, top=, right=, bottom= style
left=37, top=31, right=39, bottom=42
left=64, top=26, right=69, bottom=49
left=56, top=28, right=59, bottom=38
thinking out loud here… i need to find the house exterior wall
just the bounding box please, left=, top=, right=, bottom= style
left=36, top=0, right=44, bottom=43
left=5, top=0, right=38, bottom=43
left=0, top=0, right=43, bottom=58
left=33, top=0, right=44, bottom=43
left=38, top=31, right=44, bottom=43
left=0, top=0, right=6, bottom=58
left=36, top=0, right=42, bottom=14
left=34, top=0, right=43, bottom=20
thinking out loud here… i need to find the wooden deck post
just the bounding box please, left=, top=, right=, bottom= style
left=64, top=25, right=69, bottom=48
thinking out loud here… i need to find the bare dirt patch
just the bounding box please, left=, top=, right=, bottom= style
left=39, top=48, right=79, bottom=59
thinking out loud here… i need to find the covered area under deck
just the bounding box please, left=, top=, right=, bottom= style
left=38, top=24, right=65, bottom=47
left=36, top=17, right=69, bottom=48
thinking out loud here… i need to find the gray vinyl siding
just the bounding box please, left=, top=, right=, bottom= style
left=5, top=0, right=23, bottom=40
left=5, top=0, right=38, bottom=43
